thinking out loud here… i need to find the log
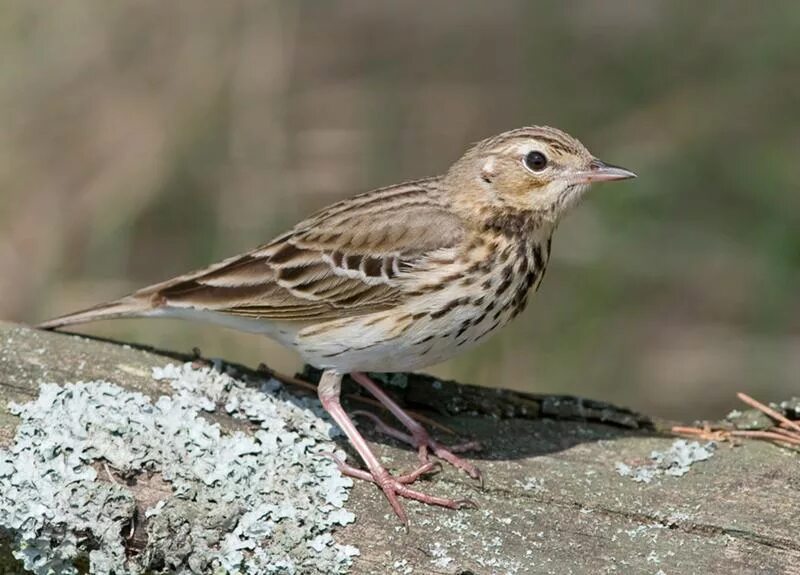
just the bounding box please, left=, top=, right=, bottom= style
left=0, top=321, right=798, bottom=574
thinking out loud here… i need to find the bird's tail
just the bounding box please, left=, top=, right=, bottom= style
left=37, top=296, right=151, bottom=330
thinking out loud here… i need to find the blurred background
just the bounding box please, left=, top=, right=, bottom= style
left=2, top=1, right=798, bottom=420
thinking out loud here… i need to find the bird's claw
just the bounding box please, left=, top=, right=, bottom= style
left=353, top=409, right=483, bottom=483
left=322, top=451, right=473, bottom=525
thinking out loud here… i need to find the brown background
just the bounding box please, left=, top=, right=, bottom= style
left=2, top=1, right=798, bottom=419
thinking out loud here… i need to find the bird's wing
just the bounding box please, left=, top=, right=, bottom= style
left=143, top=179, right=465, bottom=322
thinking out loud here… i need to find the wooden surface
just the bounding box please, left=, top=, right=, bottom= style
left=1, top=321, right=798, bottom=574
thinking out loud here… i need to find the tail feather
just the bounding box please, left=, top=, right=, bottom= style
left=37, top=297, right=151, bottom=330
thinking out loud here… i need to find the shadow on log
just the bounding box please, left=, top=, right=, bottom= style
left=0, top=321, right=798, bottom=574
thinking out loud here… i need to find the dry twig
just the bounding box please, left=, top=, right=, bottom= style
left=735, top=392, right=800, bottom=434
left=672, top=392, right=800, bottom=449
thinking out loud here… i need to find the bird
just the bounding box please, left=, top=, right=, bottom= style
left=39, top=126, right=636, bottom=524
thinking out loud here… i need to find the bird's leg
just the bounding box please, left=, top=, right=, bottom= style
left=317, top=369, right=473, bottom=524
left=350, top=372, right=482, bottom=481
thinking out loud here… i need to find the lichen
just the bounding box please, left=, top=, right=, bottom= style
left=616, top=440, right=716, bottom=483
left=0, top=362, right=358, bottom=574
left=725, top=408, right=773, bottom=430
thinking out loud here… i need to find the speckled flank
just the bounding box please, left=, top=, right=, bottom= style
left=0, top=362, right=358, bottom=575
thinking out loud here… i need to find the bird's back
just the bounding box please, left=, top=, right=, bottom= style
left=39, top=177, right=465, bottom=329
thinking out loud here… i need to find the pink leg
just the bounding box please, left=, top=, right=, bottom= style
left=317, top=370, right=474, bottom=524
left=351, top=372, right=482, bottom=481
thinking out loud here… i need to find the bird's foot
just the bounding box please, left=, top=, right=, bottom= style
left=327, top=452, right=476, bottom=525
left=326, top=451, right=439, bottom=484
left=353, top=410, right=483, bottom=483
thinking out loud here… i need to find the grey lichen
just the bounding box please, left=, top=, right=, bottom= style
left=725, top=408, right=773, bottom=430
left=0, top=362, right=358, bottom=574
left=726, top=397, right=800, bottom=430
left=616, top=440, right=716, bottom=483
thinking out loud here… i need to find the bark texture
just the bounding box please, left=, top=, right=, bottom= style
left=0, top=321, right=798, bottom=574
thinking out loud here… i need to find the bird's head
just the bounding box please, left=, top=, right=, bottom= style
left=446, top=126, right=635, bottom=226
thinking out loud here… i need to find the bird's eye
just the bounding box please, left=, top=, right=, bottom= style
left=523, top=151, right=548, bottom=172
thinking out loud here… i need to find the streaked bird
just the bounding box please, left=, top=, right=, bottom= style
left=40, top=126, right=636, bottom=523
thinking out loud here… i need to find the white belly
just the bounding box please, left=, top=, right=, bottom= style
left=290, top=271, right=539, bottom=372
left=149, top=282, right=518, bottom=373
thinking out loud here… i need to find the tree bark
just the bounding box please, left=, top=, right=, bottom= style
left=1, top=321, right=798, bottom=574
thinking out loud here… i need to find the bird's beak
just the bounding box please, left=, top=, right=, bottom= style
left=571, top=159, right=637, bottom=184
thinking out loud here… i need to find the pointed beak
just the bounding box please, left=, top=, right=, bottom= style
left=571, top=159, right=637, bottom=184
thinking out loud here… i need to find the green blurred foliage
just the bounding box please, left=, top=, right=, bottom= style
left=1, top=0, right=798, bottom=418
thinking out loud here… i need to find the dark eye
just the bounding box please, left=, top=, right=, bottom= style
left=524, top=151, right=548, bottom=172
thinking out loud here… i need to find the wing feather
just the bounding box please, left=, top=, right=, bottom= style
left=140, top=178, right=465, bottom=322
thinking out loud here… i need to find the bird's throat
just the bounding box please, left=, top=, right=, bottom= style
left=480, top=206, right=552, bottom=240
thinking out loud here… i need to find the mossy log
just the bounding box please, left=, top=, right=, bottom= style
left=0, top=321, right=798, bottom=574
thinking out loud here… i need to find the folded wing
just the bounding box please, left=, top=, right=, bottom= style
left=146, top=179, right=465, bottom=322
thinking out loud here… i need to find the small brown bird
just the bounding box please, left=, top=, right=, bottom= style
left=40, top=126, right=635, bottom=523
